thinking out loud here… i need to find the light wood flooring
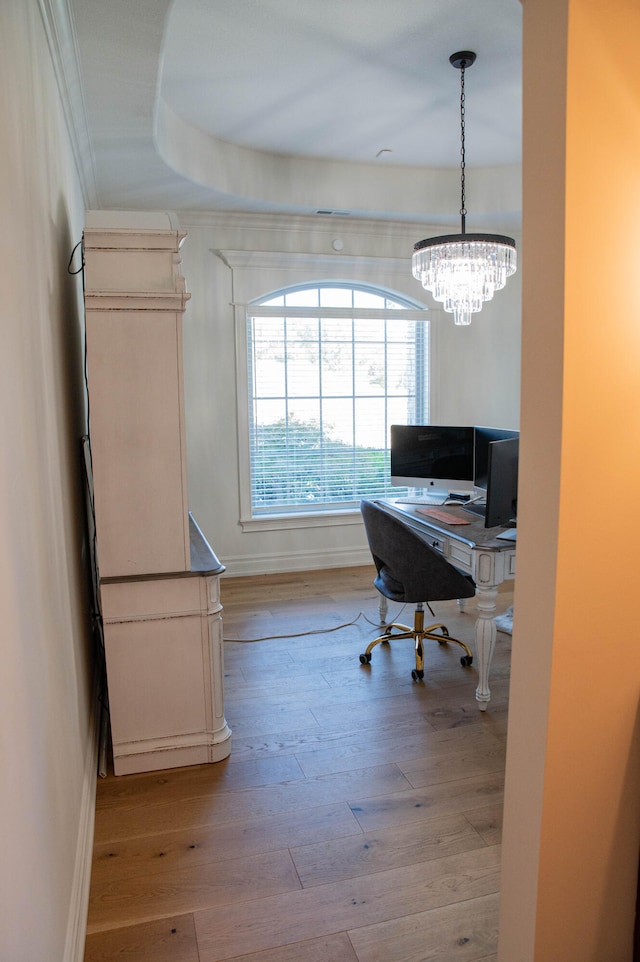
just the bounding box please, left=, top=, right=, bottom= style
left=84, top=565, right=513, bottom=962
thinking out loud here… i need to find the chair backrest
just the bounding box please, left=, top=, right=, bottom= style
left=360, top=500, right=476, bottom=604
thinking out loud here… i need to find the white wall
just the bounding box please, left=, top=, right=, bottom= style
left=178, top=211, right=522, bottom=576
left=499, top=0, right=640, bottom=958
left=0, top=4, right=94, bottom=960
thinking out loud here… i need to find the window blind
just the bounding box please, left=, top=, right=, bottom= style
left=247, top=284, right=429, bottom=515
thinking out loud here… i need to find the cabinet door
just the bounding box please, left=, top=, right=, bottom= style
left=101, top=575, right=231, bottom=775
left=86, top=309, right=189, bottom=576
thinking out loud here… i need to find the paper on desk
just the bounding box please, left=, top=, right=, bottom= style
left=415, top=507, right=472, bottom=525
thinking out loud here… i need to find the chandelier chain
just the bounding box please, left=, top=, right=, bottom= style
left=460, top=63, right=467, bottom=230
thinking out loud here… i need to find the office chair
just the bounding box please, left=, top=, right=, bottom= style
left=360, top=499, right=476, bottom=681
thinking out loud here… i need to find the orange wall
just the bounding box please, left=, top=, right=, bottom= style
left=500, top=0, right=640, bottom=959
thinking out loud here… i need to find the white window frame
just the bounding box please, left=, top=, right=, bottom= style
left=235, top=278, right=430, bottom=531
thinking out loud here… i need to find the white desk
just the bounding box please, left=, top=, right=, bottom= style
left=376, top=499, right=516, bottom=710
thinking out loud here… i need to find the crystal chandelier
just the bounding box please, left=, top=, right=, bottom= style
left=412, top=51, right=517, bottom=326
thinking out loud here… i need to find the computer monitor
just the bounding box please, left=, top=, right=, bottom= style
left=390, top=424, right=475, bottom=495
left=473, top=426, right=519, bottom=491
left=484, top=436, right=519, bottom=528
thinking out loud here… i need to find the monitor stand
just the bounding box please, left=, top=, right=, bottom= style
left=462, top=500, right=487, bottom=518
left=395, top=487, right=449, bottom=505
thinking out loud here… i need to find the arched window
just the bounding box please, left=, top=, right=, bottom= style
left=246, top=281, right=429, bottom=516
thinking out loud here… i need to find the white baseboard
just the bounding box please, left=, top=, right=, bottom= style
left=220, top=546, right=372, bottom=578
left=64, top=687, right=102, bottom=962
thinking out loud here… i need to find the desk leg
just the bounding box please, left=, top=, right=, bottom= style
left=474, top=584, right=498, bottom=711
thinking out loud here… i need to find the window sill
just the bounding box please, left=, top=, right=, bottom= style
left=239, top=509, right=364, bottom=532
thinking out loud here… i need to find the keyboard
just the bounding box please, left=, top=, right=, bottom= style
left=395, top=497, right=447, bottom=506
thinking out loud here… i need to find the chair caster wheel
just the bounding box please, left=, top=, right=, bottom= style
left=359, top=653, right=372, bottom=665
left=411, top=669, right=424, bottom=681
left=460, top=655, right=473, bottom=667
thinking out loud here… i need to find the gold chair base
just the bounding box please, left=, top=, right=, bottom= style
left=359, top=608, right=473, bottom=680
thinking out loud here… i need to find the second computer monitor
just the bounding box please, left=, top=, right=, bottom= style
left=473, top=426, right=520, bottom=492
left=485, top=436, right=519, bottom=527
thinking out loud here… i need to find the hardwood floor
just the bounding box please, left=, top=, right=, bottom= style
left=84, top=565, right=513, bottom=962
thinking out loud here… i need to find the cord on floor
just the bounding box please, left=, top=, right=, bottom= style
left=223, top=604, right=408, bottom=643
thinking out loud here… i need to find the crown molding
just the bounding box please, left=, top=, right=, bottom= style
left=215, top=249, right=411, bottom=274
left=38, top=0, right=99, bottom=207
left=175, top=208, right=448, bottom=238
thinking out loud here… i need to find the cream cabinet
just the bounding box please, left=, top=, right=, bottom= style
left=84, top=228, right=191, bottom=578
left=83, top=227, right=231, bottom=775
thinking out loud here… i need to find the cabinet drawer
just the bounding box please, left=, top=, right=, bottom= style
left=449, top=540, right=474, bottom=571
left=427, top=534, right=446, bottom=554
